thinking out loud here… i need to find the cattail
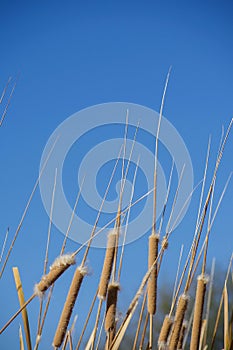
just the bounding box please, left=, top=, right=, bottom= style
left=98, top=231, right=117, bottom=300
left=34, top=254, right=75, bottom=297
left=105, top=283, right=120, bottom=332
left=158, top=314, right=173, bottom=348
left=147, top=234, right=159, bottom=315
left=190, top=274, right=208, bottom=350
left=53, top=266, right=88, bottom=348
left=105, top=283, right=120, bottom=349
left=168, top=293, right=189, bottom=350
left=177, top=320, right=187, bottom=349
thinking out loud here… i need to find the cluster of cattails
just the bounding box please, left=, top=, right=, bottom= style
left=0, top=117, right=232, bottom=350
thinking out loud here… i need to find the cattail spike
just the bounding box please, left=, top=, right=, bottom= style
left=190, top=274, right=208, bottom=350
left=147, top=234, right=159, bottom=315
left=168, top=293, right=189, bottom=350
left=105, top=283, right=120, bottom=332
left=53, top=266, right=88, bottom=348
left=98, top=231, right=117, bottom=300
left=34, top=254, right=75, bottom=297
left=158, top=314, right=173, bottom=347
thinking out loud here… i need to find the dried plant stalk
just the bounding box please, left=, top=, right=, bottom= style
left=177, top=320, right=187, bottom=349
left=147, top=234, right=159, bottom=315
left=34, top=254, right=75, bottom=296
left=168, top=293, right=189, bottom=350
left=224, top=282, right=229, bottom=350
left=12, top=267, right=32, bottom=350
left=158, top=314, right=173, bottom=348
left=53, top=266, right=87, bottom=348
left=98, top=231, right=117, bottom=300
left=19, top=325, right=25, bottom=350
left=190, top=274, right=208, bottom=350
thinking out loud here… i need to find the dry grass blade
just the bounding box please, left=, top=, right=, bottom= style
left=19, top=325, right=25, bottom=350
left=185, top=119, right=233, bottom=293
left=0, top=294, right=36, bottom=335
left=210, top=254, right=232, bottom=349
left=85, top=329, right=95, bottom=350
left=36, top=168, right=57, bottom=346
left=72, top=185, right=156, bottom=259
left=110, top=243, right=164, bottom=350
left=0, top=77, right=16, bottom=127
left=12, top=267, right=32, bottom=350
left=75, top=290, right=98, bottom=350
left=203, top=258, right=215, bottom=346
left=0, top=77, right=12, bottom=104
left=0, top=135, right=59, bottom=279
left=139, top=312, right=149, bottom=350
left=109, top=299, right=138, bottom=350
left=132, top=290, right=147, bottom=350
left=61, top=314, right=77, bottom=350
left=198, top=319, right=207, bottom=350
left=35, top=177, right=85, bottom=350
left=0, top=227, right=9, bottom=264
left=224, top=282, right=230, bottom=350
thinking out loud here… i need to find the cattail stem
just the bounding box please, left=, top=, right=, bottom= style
left=139, top=312, right=149, bottom=350
left=98, top=231, right=117, bottom=300
left=190, top=274, right=208, bottom=350
left=132, top=291, right=147, bottom=350
left=75, top=290, right=98, bottom=350
left=53, top=266, right=87, bottom=348
left=158, top=314, right=173, bottom=348
left=91, top=298, right=103, bottom=350
left=168, top=293, right=189, bottom=350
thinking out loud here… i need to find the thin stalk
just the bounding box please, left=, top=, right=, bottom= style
left=0, top=136, right=59, bottom=279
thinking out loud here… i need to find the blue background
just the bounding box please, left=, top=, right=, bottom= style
left=0, top=1, right=232, bottom=349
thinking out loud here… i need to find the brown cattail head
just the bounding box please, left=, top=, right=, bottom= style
left=190, top=274, right=208, bottom=350
left=147, top=234, right=159, bottom=315
left=53, top=265, right=88, bottom=348
left=168, top=293, right=189, bottom=350
left=98, top=230, right=117, bottom=300
left=105, top=282, right=120, bottom=332
left=34, top=254, right=75, bottom=297
left=158, top=314, right=173, bottom=347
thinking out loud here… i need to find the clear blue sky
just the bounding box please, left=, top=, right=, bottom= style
left=0, top=1, right=233, bottom=349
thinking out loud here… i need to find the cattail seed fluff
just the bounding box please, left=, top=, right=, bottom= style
left=34, top=254, right=75, bottom=296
